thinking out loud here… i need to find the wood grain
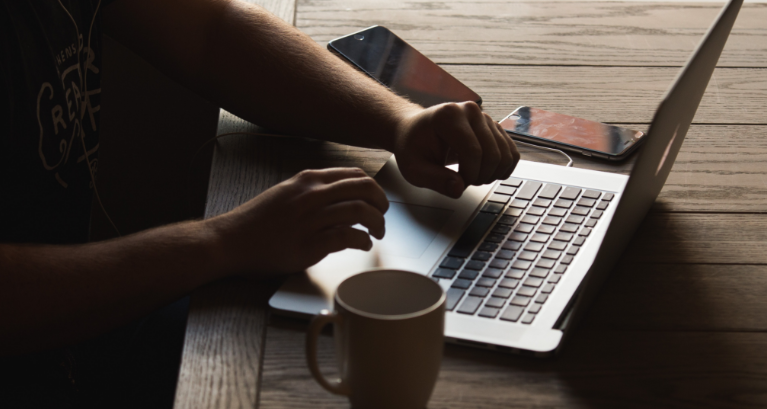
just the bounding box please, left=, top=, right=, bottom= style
left=260, top=321, right=767, bottom=409
left=298, top=0, right=767, bottom=67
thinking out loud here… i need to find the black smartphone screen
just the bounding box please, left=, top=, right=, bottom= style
left=500, top=107, right=645, bottom=158
left=328, top=26, right=481, bottom=107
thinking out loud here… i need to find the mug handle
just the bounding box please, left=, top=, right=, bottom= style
left=306, top=309, right=350, bottom=396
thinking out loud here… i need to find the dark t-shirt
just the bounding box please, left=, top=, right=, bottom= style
left=1, top=0, right=114, bottom=244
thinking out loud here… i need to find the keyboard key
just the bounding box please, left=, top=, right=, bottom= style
left=596, top=201, right=609, bottom=210
left=446, top=288, right=465, bottom=311
left=433, top=268, right=457, bottom=279
left=542, top=216, right=562, bottom=226
left=451, top=279, right=472, bottom=289
left=502, top=177, right=523, bottom=187
left=554, top=265, right=567, bottom=274
left=498, top=215, right=518, bottom=225
left=579, top=227, right=592, bottom=237
left=512, top=260, right=532, bottom=270
left=528, top=304, right=542, bottom=314
left=542, top=249, right=562, bottom=260
left=526, top=206, right=546, bottom=216
left=489, top=258, right=510, bottom=269
left=440, top=257, right=464, bottom=269
left=585, top=219, right=597, bottom=227
left=541, top=284, right=555, bottom=294
left=482, top=268, right=504, bottom=279
left=492, top=287, right=514, bottom=299
left=510, top=199, right=529, bottom=209
left=571, top=206, right=590, bottom=216
left=529, top=268, right=550, bottom=279
left=525, top=242, right=544, bottom=252
left=478, top=306, right=501, bottom=318
left=481, top=202, right=504, bottom=214
left=509, top=232, right=528, bottom=242
left=517, top=286, right=537, bottom=297
left=536, top=259, right=556, bottom=269
left=518, top=251, right=538, bottom=261
left=479, top=242, right=498, bottom=252
left=561, top=223, right=580, bottom=233
left=495, top=249, right=516, bottom=260
left=510, top=295, right=531, bottom=307
left=566, top=215, right=585, bottom=224
left=577, top=198, right=596, bottom=207
left=484, top=297, right=506, bottom=308
left=505, top=207, right=523, bottom=217
left=548, top=241, right=566, bottom=251
left=536, top=225, right=556, bottom=234
left=530, top=233, right=550, bottom=243
left=524, top=277, right=544, bottom=287
left=582, top=190, right=602, bottom=199
left=554, top=199, right=573, bottom=209
left=498, top=278, right=520, bottom=289
left=603, top=193, right=615, bottom=201
left=495, top=185, right=517, bottom=195
left=591, top=210, right=604, bottom=219
left=458, top=269, right=479, bottom=280
left=491, top=225, right=511, bottom=235
left=521, top=215, right=540, bottom=225
left=502, top=240, right=522, bottom=251
left=514, top=223, right=535, bottom=234
left=560, top=255, right=574, bottom=265
left=448, top=212, right=496, bottom=258
left=469, top=287, right=490, bottom=297
left=505, top=269, right=525, bottom=279
left=484, top=234, right=505, bottom=243
left=472, top=251, right=492, bottom=261
left=465, top=260, right=485, bottom=270
left=560, top=187, right=581, bottom=200
left=489, top=194, right=511, bottom=204
left=476, top=278, right=496, bottom=287
left=548, top=207, right=567, bottom=217
left=535, top=294, right=549, bottom=303
left=566, top=246, right=579, bottom=256
left=538, top=184, right=562, bottom=199
left=533, top=198, right=552, bottom=208
left=554, top=232, right=574, bottom=242
left=548, top=274, right=562, bottom=283
left=516, top=181, right=542, bottom=200
left=521, top=313, right=535, bottom=324
left=500, top=305, right=524, bottom=322
left=457, top=296, right=483, bottom=315
left=573, top=236, right=586, bottom=246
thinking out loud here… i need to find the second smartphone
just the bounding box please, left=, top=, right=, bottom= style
left=328, top=26, right=481, bottom=108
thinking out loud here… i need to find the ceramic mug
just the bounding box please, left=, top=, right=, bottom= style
left=306, top=269, right=446, bottom=409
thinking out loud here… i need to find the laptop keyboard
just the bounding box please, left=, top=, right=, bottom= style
left=432, top=177, right=614, bottom=325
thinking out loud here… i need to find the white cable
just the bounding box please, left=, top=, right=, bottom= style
left=513, top=139, right=573, bottom=167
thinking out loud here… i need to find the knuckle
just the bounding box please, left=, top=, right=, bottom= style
left=461, top=101, right=482, bottom=118
left=436, top=103, right=462, bottom=119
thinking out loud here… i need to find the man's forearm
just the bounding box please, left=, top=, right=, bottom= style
left=105, top=0, right=420, bottom=151
left=0, top=220, right=223, bottom=354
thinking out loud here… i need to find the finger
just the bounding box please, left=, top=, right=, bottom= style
left=294, top=167, right=368, bottom=185
left=432, top=103, right=483, bottom=186
left=309, top=176, right=389, bottom=214
left=312, top=200, right=386, bottom=239
left=465, top=106, right=501, bottom=185
left=312, top=226, right=374, bottom=257
left=399, top=160, right=466, bottom=199
left=486, top=115, right=515, bottom=180
left=497, top=122, right=521, bottom=177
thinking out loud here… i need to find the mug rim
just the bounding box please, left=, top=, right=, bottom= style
left=335, top=268, right=446, bottom=321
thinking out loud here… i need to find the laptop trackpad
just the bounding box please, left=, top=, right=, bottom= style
left=378, top=202, right=453, bottom=259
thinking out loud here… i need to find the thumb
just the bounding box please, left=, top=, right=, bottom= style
left=401, top=162, right=465, bottom=199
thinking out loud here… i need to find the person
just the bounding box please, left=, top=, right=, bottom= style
left=0, top=0, right=520, bottom=407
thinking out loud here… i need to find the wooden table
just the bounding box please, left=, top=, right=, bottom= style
left=173, top=1, right=767, bottom=408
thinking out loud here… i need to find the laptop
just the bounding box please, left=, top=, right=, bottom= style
left=270, top=0, right=742, bottom=355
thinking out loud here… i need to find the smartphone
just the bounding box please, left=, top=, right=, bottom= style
left=500, top=106, right=646, bottom=161
left=327, top=26, right=481, bottom=108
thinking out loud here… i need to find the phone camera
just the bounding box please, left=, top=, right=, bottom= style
left=353, top=34, right=365, bottom=40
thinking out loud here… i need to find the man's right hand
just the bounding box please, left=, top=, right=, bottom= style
left=206, top=167, right=389, bottom=277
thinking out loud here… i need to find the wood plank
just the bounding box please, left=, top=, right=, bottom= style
left=298, top=0, right=767, bottom=67
left=442, top=65, right=767, bottom=124
left=260, top=322, right=767, bottom=408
